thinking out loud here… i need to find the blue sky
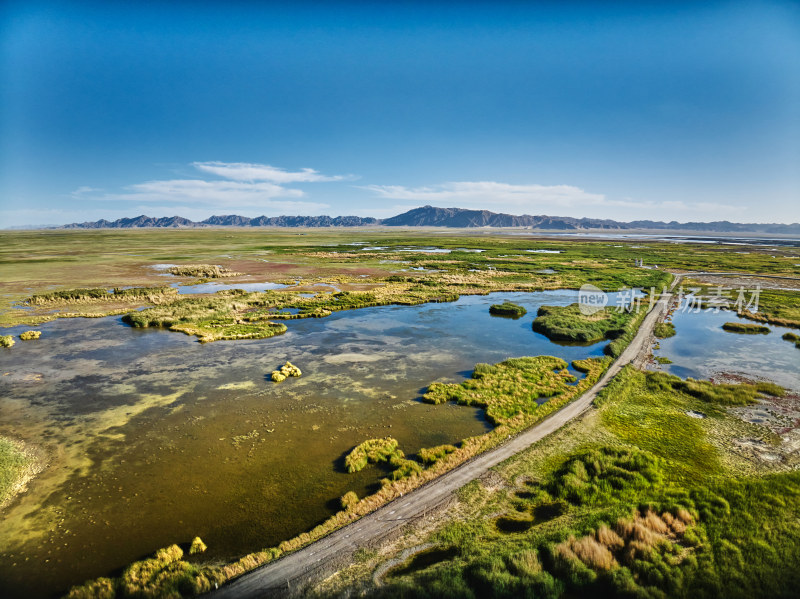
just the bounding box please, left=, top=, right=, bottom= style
left=1, top=1, right=798, bottom=227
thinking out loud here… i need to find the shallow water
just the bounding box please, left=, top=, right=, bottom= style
left=172, top=281, right=289, bottom=294
left=0, top=290, right=613, bottom=597
left=651, top=308, right=800, bottom=392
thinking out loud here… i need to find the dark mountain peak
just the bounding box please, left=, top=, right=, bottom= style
left=55, top=207, right=800, bottom=234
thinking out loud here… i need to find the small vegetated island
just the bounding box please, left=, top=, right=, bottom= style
left=783, top=332, right=800, bottom=349
left=532, top=303, right=645, bottom=357
left=489, top=301, right=527, bottom=317
left=721, top=321, right=771, bottom=334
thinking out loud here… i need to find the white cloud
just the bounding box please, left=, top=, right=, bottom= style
left=192, top=161, right=349, bottom=183
left=70, top=186, right=104, bottom=197
left=66, top=161, right=346, bottom=213
left=360, top=181, right=606, bottom=209
left=120, top=179, right=305, bottom=206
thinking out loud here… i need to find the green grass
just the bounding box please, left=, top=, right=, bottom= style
left=722, top=322, right=771, bottom=334
left=18, top=330, right=42, bottom=340
left=488, top=301, right=527, bottom=317
left=422, top=356, right=588, bottom=426
left=0, top=335, right=14, bottom=347
left=653, top=322, right=676, bottom=338
left=353, top=368, right=800, bottom=599
left=25, top=286, right=177, bottom=305
left=344, top=438, right=403, bottom=473
left=532, top=304, right=636, bottom=344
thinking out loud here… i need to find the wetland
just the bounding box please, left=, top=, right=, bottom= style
left=1, top=228, right=799, bottom=598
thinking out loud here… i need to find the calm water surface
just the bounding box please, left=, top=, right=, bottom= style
left=0, top=290, right=615, bottom=597
left=652, top=307, right=800, bottom=392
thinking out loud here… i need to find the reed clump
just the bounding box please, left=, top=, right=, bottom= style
left=19, top=330, right=41, bottom=340
left=0, top=335, right=14, bottom=348
left=340, top=491, right=359, bottom=510
left=722, top=322, right=770, bottom=334
left=167, top=264, right=241, bottom=278
left=344, top=437, right=401, bottom=473
left=418, top=444, right=457, bottom=465
left=653, top=321, right=676, bottom=338
left=26, top=286, right=177, bottom=306
left=189, top=537, right=207, bottom=555
left=271, top=361, right=302, bottom=382
left=489, top=301, right=527, bottom=317
left=532, top=303, right=636, bottom=344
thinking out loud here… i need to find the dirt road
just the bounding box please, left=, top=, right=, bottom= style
left=211, top=282, right=677, bottom=598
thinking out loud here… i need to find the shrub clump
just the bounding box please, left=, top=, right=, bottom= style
left=489, top=301, right=527, bottom=317
left=344, top=437, right=402, bottom=473
left=66, top=542, right=219, bottom=598
left=418, top=444, right=458, bottom=466
left=0, top=335, right=14, bottom=348
left=722, top=322, right=770, bottom=334
left=340, top=491, right=359, bottom=510
left=271, top=361, right=302, bottom=382
left=19, top=330, right=41, bottom=340
left=653, top=322, right=676, bottom=338
left=189, top=536, right=207, bottom=555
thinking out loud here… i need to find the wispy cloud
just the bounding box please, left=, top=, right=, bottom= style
left=360, top=181, right=606, bottom=209
left=70, top=161, right=346, bottom=212
left=192, top=161, right=351, bottom=183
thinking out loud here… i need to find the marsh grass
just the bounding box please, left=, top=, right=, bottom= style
left=344, top=438, right=402, bottom=473
left=488, top=301, right=527, bottom=317
left=653, top=322, right=676, bottom=338
left=26, top=286, right=177, bottom=306
left=271, top=361, right=302, bottom=382
left=361, top=368, right=800, bottom=599
left=166, top=264, right=240, bottom=278
left=18, top=330, right=41, bottom=340
left=422, top=356, right=602, bottom=425
left=722, top=322, right=771, bottom=334
left=531, top=303, right=646, bottom=358
left=0, top=335, right=14, bottom=347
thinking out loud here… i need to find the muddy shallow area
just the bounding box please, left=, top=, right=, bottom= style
left=0, top=290, right=615, bottom=598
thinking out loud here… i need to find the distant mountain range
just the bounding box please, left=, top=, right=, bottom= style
left=58, top=206, right=800, bottom=234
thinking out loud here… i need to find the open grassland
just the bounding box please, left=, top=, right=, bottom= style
left=6, top=227, right=800, bottom=327
left=315, top=368, right=800, bottom=599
